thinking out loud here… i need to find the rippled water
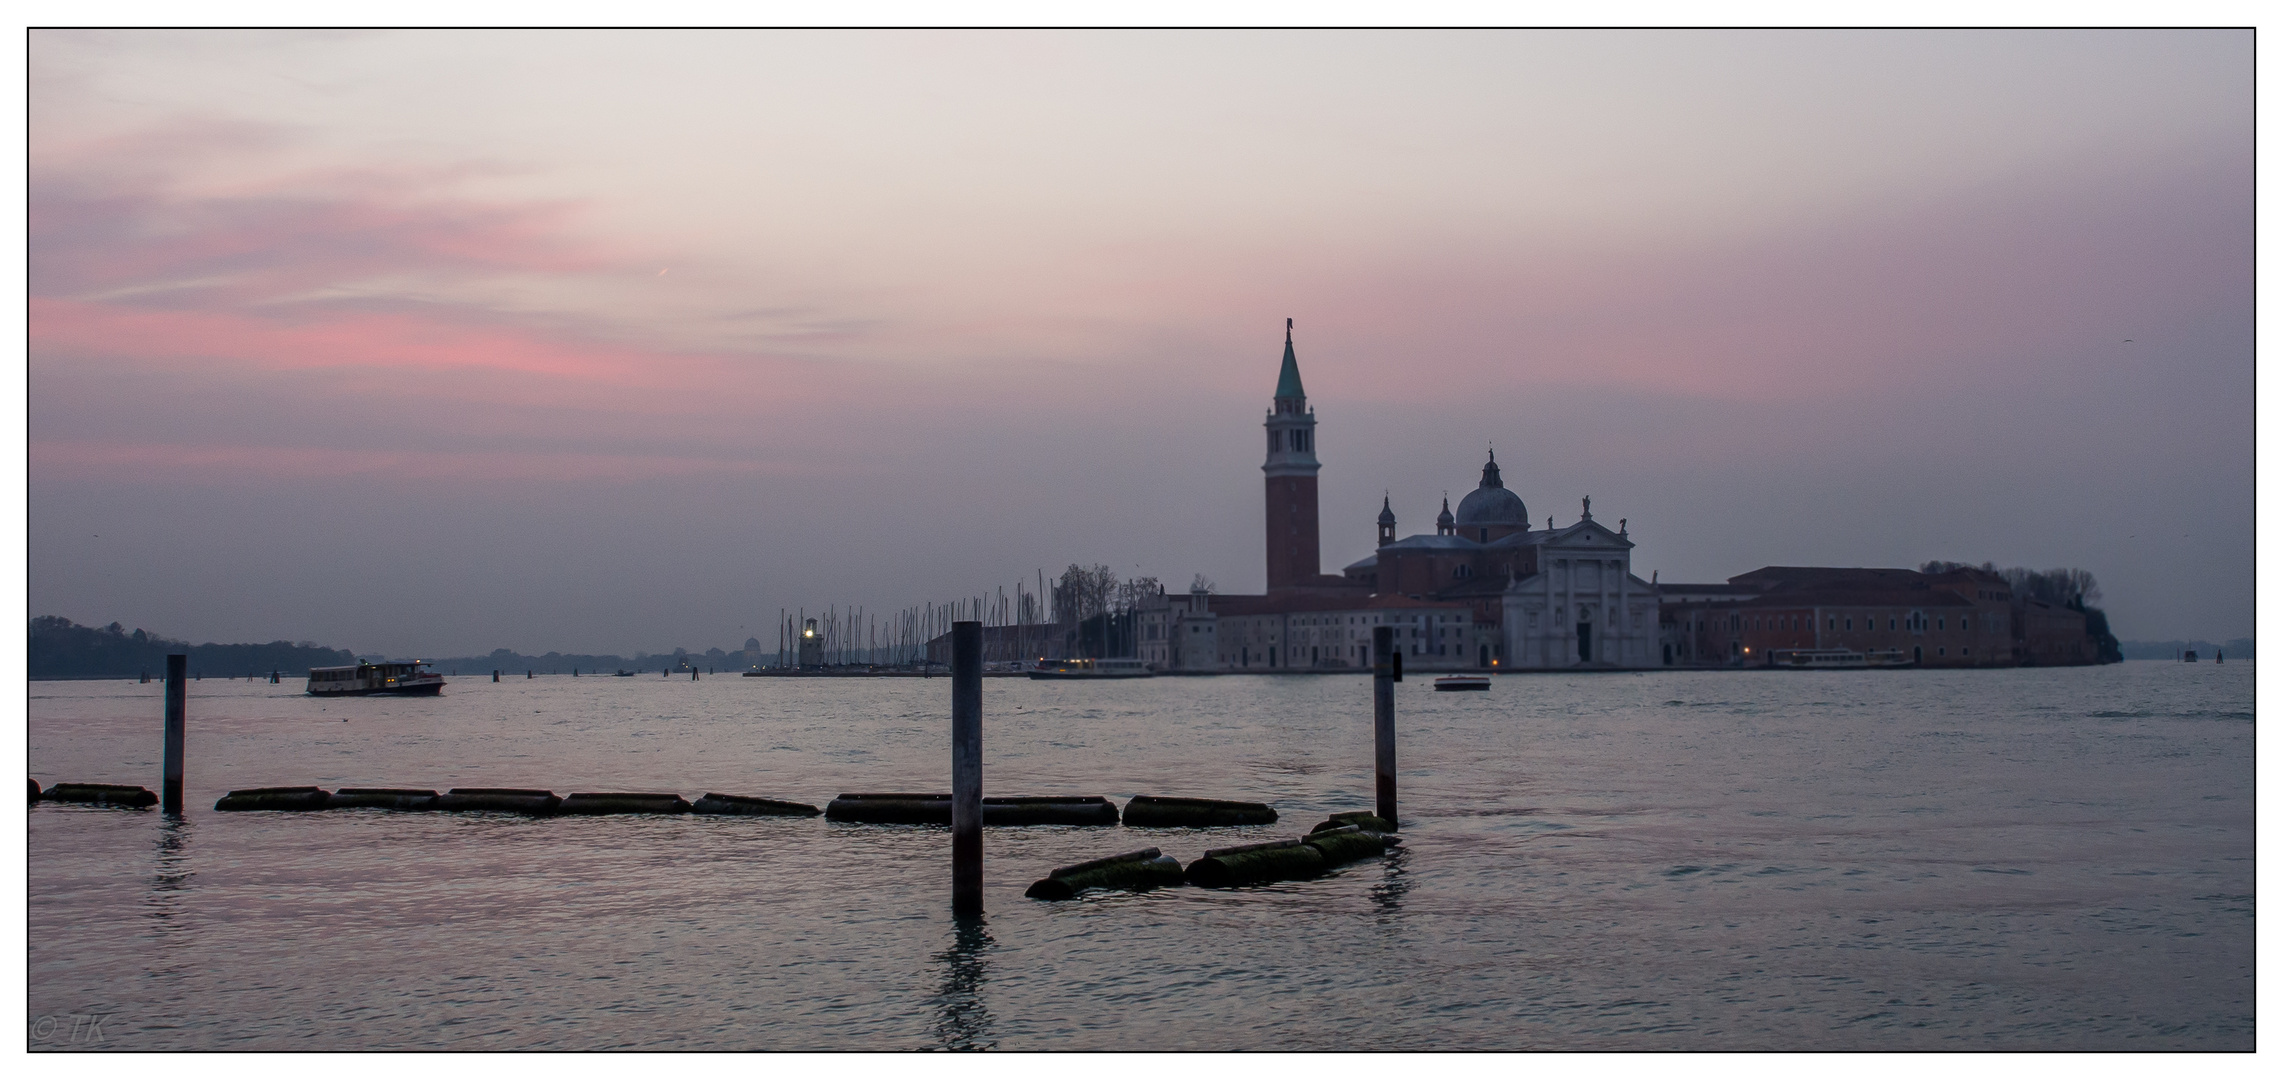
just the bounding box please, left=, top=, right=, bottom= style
left=27, top=662, right=2254, bottom=1050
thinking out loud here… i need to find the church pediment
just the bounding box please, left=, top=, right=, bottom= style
left=1548, top=519, right=1631, bottom=548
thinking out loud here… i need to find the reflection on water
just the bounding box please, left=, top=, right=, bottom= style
left=143, top=817, right=197, bottom=986
left=1370, top=846, right=1410, bottom=923
left=927, top=918, right=996, bottom=1051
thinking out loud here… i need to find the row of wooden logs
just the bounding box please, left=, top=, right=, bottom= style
left=32, top=781, right=1284, bottom=827
left=30, top=778, right=1395, bottom=895
left=1025, top=811, right=1400, bottom=898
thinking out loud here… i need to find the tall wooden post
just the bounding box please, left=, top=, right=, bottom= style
left=951, top=620, right=983, bottom=918
left=162, top=653, right=187, bottom=815
left=1372, top=626, right=1398, bottom=827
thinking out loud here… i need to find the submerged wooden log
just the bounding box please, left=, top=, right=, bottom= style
left=689, top=792, right=821, bottom=816
left=326, top=787, right=440, bottom=810
left=827, top=793, right=1121, bottom=826
left=433, top=788, right=560, bottom=814
left=1310, top=811, right=1395, bottom=835
left=826, top=792, right=950, bottom=823
left=1183, top=838, right=1326, bottom=887
left=1025, top=847, right=1184, bottom=900
left=1301, top=824, right=1399, bottom=866
left=557, top=792, right=692, bottom=815
left=214, top=786, right=332, bottom=811
left=1122, top=795, right=1278, bottom=828
left=41, top=783, right=159, bottom=809
left=982, top=795, right=1118, bottom=826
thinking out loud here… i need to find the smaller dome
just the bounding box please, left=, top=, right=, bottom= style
left=1435, top=496, right=1454, bottom=529
left=1377, top=495, right=1396, bottom=526
left=1455, top=451, right=1529, bottom=527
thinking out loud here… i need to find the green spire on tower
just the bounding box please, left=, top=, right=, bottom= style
left=1275, top=317, right=1306, bottom=400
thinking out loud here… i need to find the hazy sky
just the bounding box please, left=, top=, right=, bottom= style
left=28, top=29, right=2252, bottom=656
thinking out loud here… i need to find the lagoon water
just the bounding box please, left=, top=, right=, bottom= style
left=28, top=662, right=2254, bottom=1050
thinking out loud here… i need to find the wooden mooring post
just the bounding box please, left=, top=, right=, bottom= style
left=1371, top=625, right=1399, bottom=827
left=951, top=620, right=983, bottom=918
left=162, top=653, right=187, bottom=815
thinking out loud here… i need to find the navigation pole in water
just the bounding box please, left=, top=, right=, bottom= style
left=162, top=653, right=187, bottom=815
left=1372, top=626, right=1399, bottom=827
left=951, top=620, right=983, bottom=918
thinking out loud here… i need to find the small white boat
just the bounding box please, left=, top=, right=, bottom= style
left=1028, top=657, right=1155, bottom=680
left=1433, top=674, right=1491, bottom=691
left=307, top=661, right=445, bottom=696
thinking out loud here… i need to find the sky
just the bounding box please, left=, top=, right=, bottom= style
left=27, top=29, right=2253, bottom=656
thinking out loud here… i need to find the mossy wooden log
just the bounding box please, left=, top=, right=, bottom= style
left=1301, top=824, right=1398, bottom=866
left=1122, top=795, right=1278, bottom=828
left=1025, top=847, right=1184, bottom=900
left=1183, top=838, right=1327, bottom=887
left=326, top=788, right=440, bottom=810
left=826, top=792, right=950, bottom=823
left=828, top=793, right=1121, bottom=826
left=982, top=795, right=1119, bottom=826
left=214, top=786, right=332, bottom=811
left=690, top=793, right=821, bottom=816
left=1310, top=811, right=1395, bottom=835
left=41, top=783, right=159, bottom=808
left=434, top=788, right=560, bottom=814
left=557, top=792, right=692, bottom=815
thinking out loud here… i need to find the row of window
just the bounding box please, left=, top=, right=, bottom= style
left=1683, top=612, right=1998, bottom=633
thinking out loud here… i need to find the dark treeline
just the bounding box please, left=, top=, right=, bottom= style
left=1919, top=561, right=2123, bottom=664
left=31, top=616, right=758, bottom=680
left=30, top=616, right=357, bottom=680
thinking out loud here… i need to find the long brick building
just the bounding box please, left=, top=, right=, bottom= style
left=1657, top=565, right=2097, bottom=667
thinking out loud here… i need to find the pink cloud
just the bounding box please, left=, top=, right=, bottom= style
left=31, top=438, right=803, bottom=483
left=34, top=296, right=694, bottom=384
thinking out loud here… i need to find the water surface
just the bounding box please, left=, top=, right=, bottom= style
left=28, top=662, right=2254, bottom=1049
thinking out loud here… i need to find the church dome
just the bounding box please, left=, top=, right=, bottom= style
left=1454, top=451, right=1528, bottom=527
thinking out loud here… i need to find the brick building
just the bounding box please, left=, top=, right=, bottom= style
left=1658, top=565, right=2094, bottom=667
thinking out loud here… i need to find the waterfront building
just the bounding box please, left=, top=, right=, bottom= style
left=1657, top=565, right=2095, bottom=667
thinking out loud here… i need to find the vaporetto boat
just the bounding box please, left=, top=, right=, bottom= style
left=1027, top=657, right=1155, bottom=680
left=306, top=661, right=447, bottom=696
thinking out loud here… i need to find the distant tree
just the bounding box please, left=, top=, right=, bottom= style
left=1054, top=563, right=1119, bottom=624
left=1114, top=576, right=1162, bottom=614
left=28, top=616, right=356, bottom=679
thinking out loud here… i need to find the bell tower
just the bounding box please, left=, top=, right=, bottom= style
left=1263, top=319, right=1321, bottom=591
